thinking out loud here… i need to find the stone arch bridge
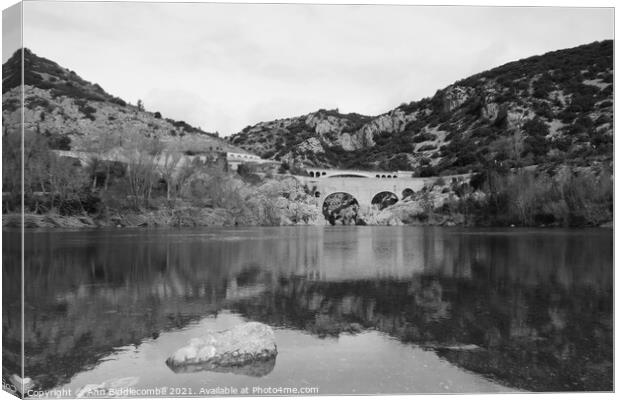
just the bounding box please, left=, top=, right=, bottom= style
left=297, top=168, right=471, bottom=210
left=307, top=168, right=405, bottom=179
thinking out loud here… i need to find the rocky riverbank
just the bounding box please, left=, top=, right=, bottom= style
left=3, top=209, right=229, bottom=229
left=3, top=176, right=612, bottom=230
left=3, top=206, right=611, bottom=230
left=2, top=207, right=325, bottom=229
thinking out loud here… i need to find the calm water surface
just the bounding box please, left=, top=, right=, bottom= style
left=2, top=226, right=613, bottom=395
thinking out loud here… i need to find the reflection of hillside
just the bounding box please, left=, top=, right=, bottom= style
left=7, top=273, right=228, bottom=390
left=3, top=232, right=265, bottom=390
left=231, top=273, right=612, bottom=391
left=2, top=232, right=23, bottom=380
left=2, top=228, right=612, bottom=392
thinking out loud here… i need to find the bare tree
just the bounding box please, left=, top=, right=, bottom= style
left=83, top=130, right=122, bottom=190
left=46, top=154, right=86, bottom=213
left=122, top=135, right=163, bottom=209
left=510, top=114, right=526, bottom=168
left=157, top=146, right=184, bottom=205
left=84, top=157, right=101, bottom=190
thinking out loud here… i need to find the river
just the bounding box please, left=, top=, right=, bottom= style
left=2, top=226, right=613, bottom=395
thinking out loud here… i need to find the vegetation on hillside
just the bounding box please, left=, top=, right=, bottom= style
left=415, top=166, right=613, bottom=227
left=2, top=127, right=322, bottom=227
left=230, top=40, right=613, bottom=176
left=4, top=48, right=126, bottom=106
left=2, top=48, right=229, bottom=145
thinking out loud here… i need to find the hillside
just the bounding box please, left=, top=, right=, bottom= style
left=229, top=40, right=613, bottom=175
left=2, top=48, right=247, bottom=155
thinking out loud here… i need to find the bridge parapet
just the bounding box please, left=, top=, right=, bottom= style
left=306, top=168, right=409, bottom=179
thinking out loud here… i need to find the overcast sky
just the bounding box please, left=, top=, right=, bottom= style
left=9, top=2, right=614, bottom=135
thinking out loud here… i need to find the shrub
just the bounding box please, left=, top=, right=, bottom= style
left=532, top=101, right=554, bottom=120
left=278, top=161, right=290, bottom=174
left=417, top=165, right=437, bottom=177
left=532, top=73, right=555, bottom=98
left=567, top=93, right=595, bottom=113
left=44, top=132, right=72, bottom=150
left=522, top=118, right=549, bottom=137
left=386, top=154, right=411, bottom=170
left=3, top=98, right=21, bottom=112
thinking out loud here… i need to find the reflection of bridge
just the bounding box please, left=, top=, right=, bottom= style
left=298, top=170, right=471, bottom=209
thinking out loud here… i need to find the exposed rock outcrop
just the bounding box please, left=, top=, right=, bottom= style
left=442, top=85, right=475, bottom=112
left=296, top=137, right=325, bottom=154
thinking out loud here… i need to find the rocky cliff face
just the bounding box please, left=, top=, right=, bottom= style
left=2, top=49, right=247, bottom=155
left=229, top=40, right=613, bottom=175
left=229, top=109, right=374, bottom=167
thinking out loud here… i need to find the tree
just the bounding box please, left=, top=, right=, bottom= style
left=121, top=135, right=163, bottom=209
left=419, top=189, right=434, bottom=221
left=46, top=154, right=87, bottom=214
left=2, top=127, right=24, bottom=211
left=137, top=99, right=145, bottom=112
left=3, top=128, right=91, bottom=214
left=84, top=157, right=102, bottom=190
left=157, top=146, right=184, bottom=205
left=498, top=112, right=525, bottom=167
left=23, top=132, right=46, bottom=190
left=278, top=162, right=290, bottom=174
left=82, top=130, right=122, bottom=190
left=173, top=160, right=198, bottom=200
left=509, top=127, right=524, bottom=167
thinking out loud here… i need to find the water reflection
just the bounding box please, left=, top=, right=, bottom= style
left=2, top=226, right=613, bottom=393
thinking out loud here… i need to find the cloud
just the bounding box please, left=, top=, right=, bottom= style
left=20, top=2, right=613, bottom=135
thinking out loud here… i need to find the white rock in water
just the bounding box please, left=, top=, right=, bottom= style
left=166, top=322, right=277, bottom=376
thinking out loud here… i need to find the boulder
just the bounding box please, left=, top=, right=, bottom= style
left=166, top=322, right=277, bottom=377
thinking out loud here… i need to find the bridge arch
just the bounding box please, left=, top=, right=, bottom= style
left=371, top=191, right=398, bottom=210
left=322, top=192, right=360, bottom=225
left=402, top=188, right=414, bottom=200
